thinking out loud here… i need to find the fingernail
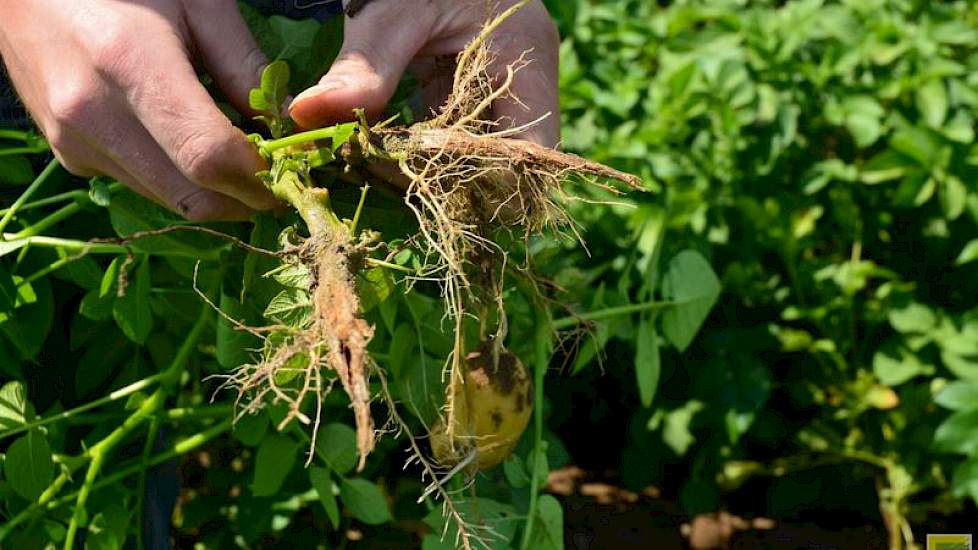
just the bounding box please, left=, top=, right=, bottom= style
left=293, top=79, right=345, bottom=103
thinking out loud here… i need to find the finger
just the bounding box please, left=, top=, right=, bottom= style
left=488, top=4, right=561, bottom=147
left=289, top=2, right=436, bottom=128
left=186, top=0, right=268, bottom=116
left=112, top=32, right=277, bottom=211
left=102, top=118, right=254, bottom=222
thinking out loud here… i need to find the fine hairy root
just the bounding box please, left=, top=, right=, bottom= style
left=224, top=0, right=642, bottom=493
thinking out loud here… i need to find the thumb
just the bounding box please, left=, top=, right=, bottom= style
left=186, top=0, right=268, bottom=116
left=289, top=5, right=434, bottom=129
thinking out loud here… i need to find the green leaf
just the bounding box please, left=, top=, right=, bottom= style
left=256, top=60, right=290, bottom=114
left=661, top=251, right=721, bottom=352
left=942, top=351, right=978, bottom=381
left=916, top=79, right=948, bottom=128
left=4, top=429, right=53, bottom=501
left=890, top=126, right=943, bottom=168
left=387, top=323, right=414, bottom=379
left=217, top=292, right=258, bottom=369
left=0, top=155, right=34, bottom=186
left=422, top=498, right=517, bottom=549
left=872, top=345, right=932, bottom=386
left=339, top=478, right=391, bottom=525
left=88, top=177, right=112, bottom=207
left=0, top=277, right=54, bottom=360
left=86, top=504, right=130, bottom=550
left=233, top=413, right=268, bottom=447
left=0, top=380, right=34, bottom=429
left=526, top=495, right=565, bottom=550
left=79, top=288, right=114, bottom=321
left=357, top=268, right=394, bottom=313
left=314, top=422, right=358, bottom=475
left=264, top=288, right=312, bottom=327
left=75, top=331, right=131, bottom=399
left=309, top=467, right=340, bottom=529
left=0, top=264, right=18, bottom=313
left=956, top=239, right=978, bottom=265
left=502, top=455, right=530, bottom=488
left=57, top=255, right=103, bottom=290
left=0, top=239, right=28, bottom=259
left=112, top=258, right=153, bottom=344
left=251, top=434, right=299, bottom=497
left=935, top=381, right=978, bottom=411
left=635, top=318, right=661, bottom=407
left=934, top=409, right=978, bottom=455
left=951, top=458, right=978, bottom=505
left=108, top=190, right=223, bottom=255
left=657, top=400, right=705, bottom=456
left=887, top=303, right=937, bottom=334
left=940, top=176, right=967, bottom=220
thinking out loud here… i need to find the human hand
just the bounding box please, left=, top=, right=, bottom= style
left=289, top=0, right=560, bottom=148
left=0, top=0, right=278, bottom=221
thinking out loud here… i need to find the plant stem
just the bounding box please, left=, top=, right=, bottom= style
left=0, top=234, right=128, bottom=255
left=11, top=202, right=84, bottom=239
left=351, top=184, right=370, bottom=234
left=520, top=290, right=553, bottom=550
left=40, top=420, right=233, bottom=521
left=0, top=129, right=33, bottom=142
left=0, top=181, right=119, bottom=216
left=0, top=158, right=60, bottom=236
left=63, top=390, right=166, bottom=549
left=269, top=171, right=343, bottom=237
left=550, top=299, right=673, bottom=331
left=0, top=145, right=49, bottom=157
left=0, top=311, right=211, bottom=544
left=0, top=373, right=167, bottom=441
left=260, top=127, right=349, bottom=155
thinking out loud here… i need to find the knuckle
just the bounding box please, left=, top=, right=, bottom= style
left=174, top=131, right=233, bottom=185
left=86, top=25, right=137, bottom=78
left=47, top=86, right=99, bottom=133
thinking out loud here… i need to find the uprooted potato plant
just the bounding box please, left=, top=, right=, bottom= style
left=216, top=2, right=640, bottom=547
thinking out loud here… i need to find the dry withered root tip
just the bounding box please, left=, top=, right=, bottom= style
left=226, top=0, right=642, bottom=483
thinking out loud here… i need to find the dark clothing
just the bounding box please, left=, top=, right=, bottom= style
left=245, top=0, right=344, bottom=20
left=0, top=0, right=342, bottom=128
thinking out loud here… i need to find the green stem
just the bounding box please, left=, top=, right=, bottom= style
left=550, top=300, right=673, bottom=331
left=0, top=420, right=232, bottom=542
left=63, top=452, right=106, bottom=550
left=0, top=311, right=211, bottom=543
left=520, top=289, right=554, bottom=550
left=0, top=234, right=222, bottom=260
left=0, top=234, right=128, bottom=255
left=46, top=420, right=232, bottom=514
left=364, top=258, right=415, bottom=274
left=260, top=127, right=348, bottom=155
left=351, top=184, right=370, bottom=234
left=0, top=373, right=167, bottom=441
left=0, top=129, right=33, bottom=142
left=11, top=202, right=84, bottom=239
left=0, top=182, right=122, bottom=217
left=0, top=158, right=60, bottom=236
left=269, top=171, right=343, bottom=236
left=0, top=146, right=49, bottom=157
left=56, top=404, right=232, bottom=429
